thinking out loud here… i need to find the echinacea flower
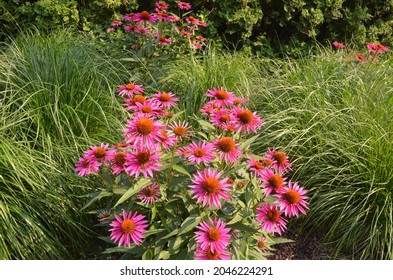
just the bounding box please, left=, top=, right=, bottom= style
left=275, top=181, right=309, bottom=217
left=213, top=137, right=243, bottom=163
left=152, top=92, right=179, bottom=108
left=206, top=87, right=236, bottom=107
left=155, top=1, right=169, bottom=11
left=333, top=41, right=345, bottom=49
left=123, top=115, right=166, bottom=148
left=109, top=151, right=128, bottom=175
left=109, top=210, right=149, bottom=247
left=123, top=94, right=147, bottom=111
left=157, top=34, right=173, bottom=45
left=111, top=20, right=123, bottom=27
left=74, top=155, right=101, bottom=176
left=85, top=143, right=116, bottom=163
left=256, top=203, right=287, bottom=236
left=355, top=53, right=367, bottom=62
left=178, top=1, right=192, bottom=10
left=135, top=27, right=151, bottom=34
left=157, top=129, right=177, bottom=150
left=98, top=210, right=111, bottom=224
left=200, top=102, right=221, bottom=116
left=256, top=236, right=270, bottom=252
left=195, top=218, right=231, bottom=252
left=134, top=11, right=157, bottom=24
left=180, top=141, right=215, bottom=164
left=133, top=100, right=164, bottom=118
left=210, top=109, right=232, bottom=128
left=137, top=182, right=160, bottom=204
left=264, top=148, right=292, bottom=174
left=189, top=168, right=231, bottom=209
left=194, top=246, right=232, bottom=260
left=124, top=146, right=163, bottom=178
left=117, top=83, right=144, bottom=97
left=259, top=169, right=287, bottom=196
left=123, top=13, right=135, bottom=22
left=247, top=156, right=267, bottom=176
left=168, top=120, right=192, bottom=140
left=231, top=107, right=264, bottom=134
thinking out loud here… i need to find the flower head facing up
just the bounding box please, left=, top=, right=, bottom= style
left=275, top=181, right=309, bottom=217
left=157, top=129, right=177, bottom=150
left=124, top=115, right=166, bottom=148
left=74, top=155, right=101, bottom=176
left=355, top=53, right=367, bottom=62
left=134, top=11, right=157, bottom=24
left=109, top=151, right=128, bottom=175
left=137, top=182, right=161, bottom=204
left=256, top=203, right=287, bottom=236
left=189, top=168, right=231, bottom=209
left=178, top=1, right=192, bottom=10
left=195, top=218, right=231, bottom=253
left=232, top=107, right=264, bottom=134
left=333, top=41, right=345, bottom=49
left=256, top=236, right=270, bottom=252
left=124, top=146, right=163, bottom=178
left=213, top=137, right=243, bottom=163
left=180, top=141, right=215, bottom=164
left=117, top=83, right=144, bottom=97
left=168, top=120, right=192, bottom=140
left=264, top=148, right=292, bottom=174
left=152, top=92, right=179, bottom=108
left=109, top=210, right=149, bottom=247
left=259, top=169, right=287, bottom=196
left=194, top=246, right=232, bottom=260
left=367, top=43, right=389, bottom=53
left=247, top=156, right=268, bottom=176
left=206, top=87, right=236, bottom=107
left=85, top=143, right=116, bottom=163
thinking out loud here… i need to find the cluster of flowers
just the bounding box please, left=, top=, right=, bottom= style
left=108, top=1, right=207, bottom=50
left=75, top=82, right=309, bottom=259
left=333, top=41, right=389, bottom=62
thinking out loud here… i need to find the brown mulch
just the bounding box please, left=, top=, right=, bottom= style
left=268, top=228, right=332, bottom=260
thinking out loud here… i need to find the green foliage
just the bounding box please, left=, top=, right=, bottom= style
left=0, top=30, right=128, bottom=259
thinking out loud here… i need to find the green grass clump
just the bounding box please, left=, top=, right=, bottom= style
left=0, top=30, right=128, bottom=259
left=164, top=47, right=393, bottom=259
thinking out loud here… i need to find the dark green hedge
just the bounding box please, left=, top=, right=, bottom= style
left=1, top=0, right=392, bottom=54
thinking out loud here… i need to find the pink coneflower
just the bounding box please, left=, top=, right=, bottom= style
left=135, top=27, right=151, bottom=35
left=186, top=16, right=200, bottom=25
left=256, top=236, right=270, bottom=252
left=376, top=43, right=389, bottom=52
left=355, top=53, right=367, bottom=62
left=98, top=210, right=111, bottom=224
left=195, top=218, right=231, bottom=252
left=368, top=43, right=389, bottom=53
left=123, top=115, right=166, bottom=148
left=123, top=94, right=147, bottom=111
left=276, top=181, right=309, bottom=217
left=155, top=33, right=173, bottom=45
left=181, top=141, right=215, bottom=164
left=134, top=11, right=157, bottom=24
left=264, top=148, right=292, bottom=174
left=133, top=100, right=164, bottom=118
left=123, top=13, right=135, bottom=22
left=210, top=109, right=232, bottom=128
left=231, top=107, right=264, bottom=134
left=233, top=98, right=248, bottom=106
left=124, top=146, right=163, bottom=178
left=256, top=203, right=287, bottom=236
left=151, top=92, right=179, bottom=109
left=124, top=24, right=139, bottom=32
left=189, top=168, right=231, bottom=209
left=200, top=102, right=221, bottom=116
left=178, top=1, right=192, bottom=10
left=168, top=120, right=192, bottom=140
left=117, top=83, right=144, bottom=97
left=333, top=41, right=345, bottom=49
left=85, top=143, right=116, bottom=163
left=137, top=182, right=160, bottom=204
left=213, top=137, right=243, bottom=163
left=193, top=41, right=203, bottom=50
left=259, top=169, right=287, bottom=196
left=107, top=27, right=115, bottom=33
left=75, top=155, right=101, bottom=176
left=194, top=246, right=232, bottom=260
left=111, top=20, right=123, bottom=27
left=109, top=210, right=149, bottom=247
left=206, top=87, right=236, bottom=107
left=155, top=1, right=169, bottom=11
left=195, top=35, right=207, bottom=42
left=156, top=129, right=177, bottom=150
left=109, top=151, right=128, bottom=175
left=247, top=156, right=267, bottom=176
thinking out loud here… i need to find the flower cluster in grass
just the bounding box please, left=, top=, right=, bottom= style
left=332, top=41, right=389, bottom=62
left=107, top=1, right=207, bottom=58
left=75, top=82, right=310, bottom=259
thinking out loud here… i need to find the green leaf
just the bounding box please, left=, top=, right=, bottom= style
left=142, top=249, right=153, bottom=260
left=81, top=190, right=111, bottom=211
left=239, top=134, right=259, bottom=150
left=115, top=178, right=152, bottom=206
left=172, top=164, right=191, bottom=177
left=158, top=250, right=171, bottom=260
left=227, top=212, right=243, bottom=225
left=197, top=119, right=215, bottom=131
left=178, top=215, right=201, bottom=235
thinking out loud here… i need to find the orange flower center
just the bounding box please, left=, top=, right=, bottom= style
left=208, top=228, right=221, bottom=241
left=226, top=125, right=235, bottom=132
left=216, top=90, right=228, bottom=100
left=82, top=159, right=89, bottom=168
left=218, top=137, right=235, bottom=152
left=264, top=159, right=272, bottom=166
left=266, top=209, right=280, bottom=222
left=194, top=148, right=205, bottom=157
left=159, top=93, right=171, bottom=101
left=238, top=110, right=254, bottom=124
left=114, top=152, right=127, bottom=165
left=120, top=219, right=135, bottom=234
left=254, top=161, right=263, bottom=170
left=144, top=187, right=155, bottom=197
left=206, top=248, right=220, bottom=260
left=268, top=174, right=283, bottom=189
left=273, top=151, right=287, bottom=165
left=136, top=117, right=154, bottom=135
left=125, top=83, right=135, bottom=90
left=188, top=16, right=195, bottom=21
left=159, top=130, right=168, bottom=140
left=173, top=126, right=185, bottom=136
left=219, top=114, right=230, bottom=123
left=141, top=105, right=152, bottom=113
left=140, top=11, right=150, bottom=20
left=159, top=36, right=167, bottom=42
left=284, top=190, right=300, bottom=204
left=94, top=147, right=106, bottom=158
left=133, top=94, right=146, bottom=104
left=136, top=151, right=150, bottom=165
left=227, top=178, right=234, bottom=185
left=202, top=177, right=220, bottom=194
left=257, top=241, right=265, bottom=249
